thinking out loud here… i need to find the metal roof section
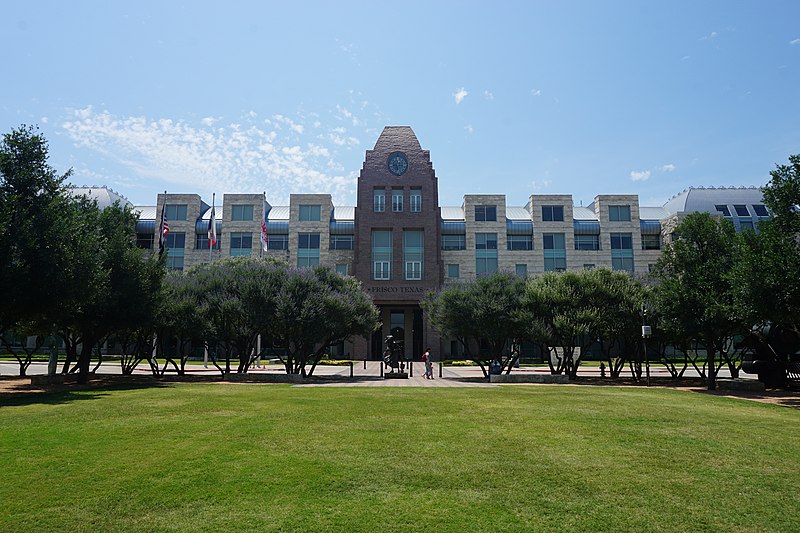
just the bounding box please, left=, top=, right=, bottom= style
left=572, top=206, right=598, bottom=220
left=441, top=221, right=466, bottom=235
left=330, top=221, right=355, bottom=235
left=195, top=219, right=222, bottom=235
left=441, top=207, right=465, bottom=220
left=639, top=220, right=662, bottom=235
left=639, top=206, right=670, bottom=220
left=506, top=207, right=532, bottom=220
left=506, top=220, right=534, bottom=235
left=199, top=206, right=222, bottom=220
left=573, top=220, right=601, bottom=235
left=72, top=186, right=133, bottom=210
left=135, top=206, right=157, bottom=220
left=332, top=206, right=355, bottom=221
left=663, top=186, right=764, bottom=216
left=267, top=206, right=290, bottom=220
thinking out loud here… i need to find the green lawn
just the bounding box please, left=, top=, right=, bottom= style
left=1, top=384, right=799, bottom=532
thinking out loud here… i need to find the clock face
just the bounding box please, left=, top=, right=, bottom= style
left=387, top=152, right=408, bottom=176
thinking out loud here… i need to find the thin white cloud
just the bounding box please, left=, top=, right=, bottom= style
left=701, top=31, right=718, bottom=41
left=661, top=164, right=676, bottom=172
left=62, top=107, right=360, bottom=204
left=531, top=179, right=552, bottom=191
left=40, top=116, right=49, bottom=124
left=791, top=38, right=800, bottom=45
left=453, top=88, right=468, bottom=104
left=201, top=116, right=217, bottom=127
left=531, top=89, right=542, bottom=97
left=630, top=170, right=651, bottom=182
left=680, top=55, right=690, bottom=61
left=484, top=90, right=494, bottom=100
left=464, top=124, right=474, bottom=134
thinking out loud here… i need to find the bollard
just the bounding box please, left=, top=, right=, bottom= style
left=600, top=362, right=606, bottom=378
left=349, top=361, right=353, bottom=378
left=439, top=362, right=442, bottom=378
left=380, top=361, right=384, bottom=377
left=363, top=359, right=367, bottom=370
left=409, top=361, right=413, bottom=377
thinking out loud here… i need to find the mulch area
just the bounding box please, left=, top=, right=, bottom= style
left=2, top=374, right=799, bottom=409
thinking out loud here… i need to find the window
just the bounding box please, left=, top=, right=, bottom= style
left=574, top=234, right=600, bottom=250
left=475, top=205, right=497, bottom=221
left=230, top=232, right=252, bottom=257
left=739, top=219, right=755, bottom=232
left=447, top=264, right=460, bottom=278
left=507, top=234, right=533, bottom=250
left=164, top=204, right=187, bottom=221
left=266, top=235, right=288, bottom=250
left=297, top=233, right=320, bottom=267
left=641, top=234, right=660, bottom=250
left=165, top=232, right=185, bottom=270
left=583, top=264, right=595, bottom=270
left=475, top=233, right=497, bottom=250
left=752, top=204, right=769, bottom=217
left=543, top=233, right=566, bottom=272
left=608, top=205, right=631, bottom=222
left=392, top=189, right=403, bottom=212
left=136, top=233, right=154, bottom=249
left=410, top=189, right=422, bottom=212
left=475, top=233, right=498, bottom=276
left=611, top=232, right=634, bottom=273
left=231, top=205, right=254, bottom=221
left=335, top=264, right=349, bottom=276
left=733, top=205, right=750, bottom=217
left=299, top=205, right=321, bottom=221
left=374, top=189, right=385, bottom=212
left=715, top=205, right=731, bottom=217
left=330, top=235, right=354, bottom=250
left=610, top=233, right=633, bottom=250
left=372, top=230, right=392, bottom=280
left=196, top=234, right=221, bottom=250
left=515, top=264, right=528, bottom=277
left=441, top=235, right=466, bottom=250
left=542, top=205, right=564, bottom=222
left=403, top=230, right=424, bottom=280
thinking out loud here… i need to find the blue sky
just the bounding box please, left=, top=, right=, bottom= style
left=3, top=1, right=799, bottom=209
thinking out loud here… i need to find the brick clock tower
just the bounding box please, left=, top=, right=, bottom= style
left=353, top=127, right=442, bottom=360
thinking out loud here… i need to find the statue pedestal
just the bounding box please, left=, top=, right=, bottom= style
left=384, top=372, right=409, bottom=380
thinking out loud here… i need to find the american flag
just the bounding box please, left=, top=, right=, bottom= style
left=158, top=206, right=169, bottom=256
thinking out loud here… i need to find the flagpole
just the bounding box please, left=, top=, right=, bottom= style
left=209, top=193, right=214, bottom=263
left=260, top=191, right=266, bottom=259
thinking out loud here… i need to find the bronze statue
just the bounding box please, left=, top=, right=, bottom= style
left=383, top=334, right=405, bottom=373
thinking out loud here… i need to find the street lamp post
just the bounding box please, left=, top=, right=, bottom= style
left=641, top=304, right=652, bottom=387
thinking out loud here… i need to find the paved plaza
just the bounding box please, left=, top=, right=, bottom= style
left=0, top=359, right=749, bottom=388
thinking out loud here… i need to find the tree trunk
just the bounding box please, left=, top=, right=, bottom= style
left=77, top=338, right=95, bottom=384
left=707, top=347, right=717, bottom=390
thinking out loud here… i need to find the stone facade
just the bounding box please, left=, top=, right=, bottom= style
left=138, top=129, right=768, bottom=360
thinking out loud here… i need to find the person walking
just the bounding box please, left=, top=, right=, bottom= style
left=423, top=347, right=433, bottom=379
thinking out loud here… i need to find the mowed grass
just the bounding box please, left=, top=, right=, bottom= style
left=1, top=385, right=799, bottom=532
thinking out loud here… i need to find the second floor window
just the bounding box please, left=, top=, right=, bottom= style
left=542, top=205, right=564, bottom=222
left=410, top=189, right=422, bottom=212
left=231, top=205, right=254, bottom=221
left=299, top=205, right=321, bottom=221
left=475, top=205, right=497, bottom=221
left=609, top=205, right=631, bottom=222
left=392, top=190, right=403, bottom=212
left=374, top=189, right=385, bottom=212
left=164, top=204, right=187, bottom=221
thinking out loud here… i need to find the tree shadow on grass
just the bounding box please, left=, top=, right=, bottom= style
left=0, top=379, right=176, bottom=408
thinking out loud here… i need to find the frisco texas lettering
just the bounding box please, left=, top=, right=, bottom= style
left=366, top=286, right=430, bottom=294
